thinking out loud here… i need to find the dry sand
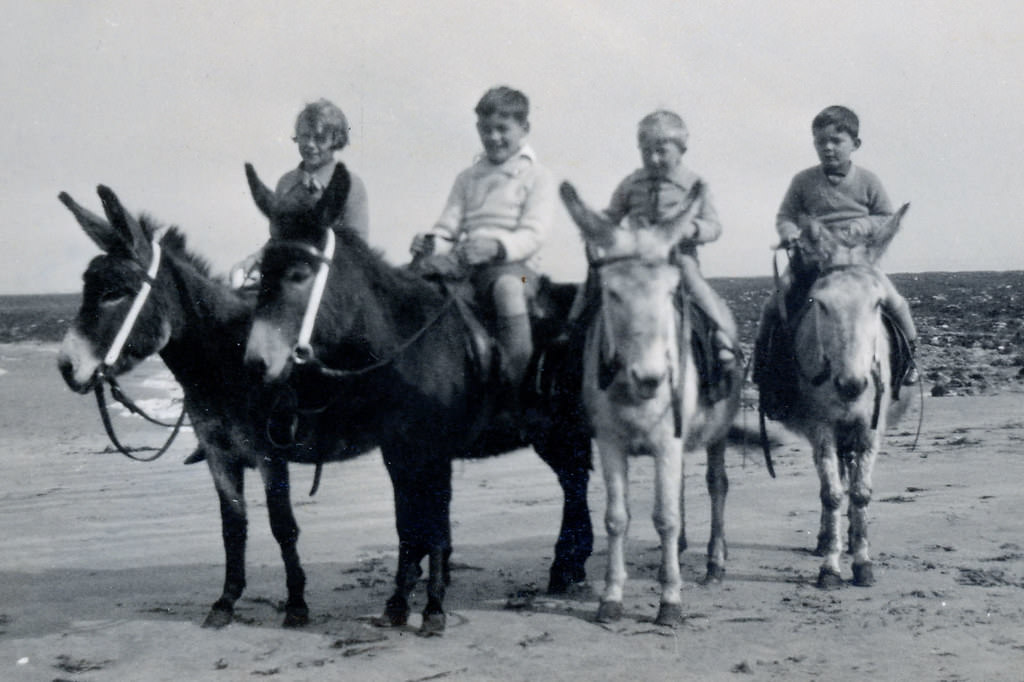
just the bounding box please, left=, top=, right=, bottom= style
left=1, top=342, right=1022, bottom=681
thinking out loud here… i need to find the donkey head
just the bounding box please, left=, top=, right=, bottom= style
left=794, top=265, right=891, bottom=418
left=57, top=187, right=170, bottom=392
left=559, top=180, right=704, bottom=402
left=246, top=162, right=350, bottom=244
left=243, top=163, right=352, bottom=383
left=796, top=203, right=910, bottom=271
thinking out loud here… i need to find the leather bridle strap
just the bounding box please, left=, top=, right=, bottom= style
left=104, top=240, right=162, bottom=367
left=294, top=229, right=335, bottom=364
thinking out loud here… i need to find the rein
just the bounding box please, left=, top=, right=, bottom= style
left=94, top=373, right=187, bottom=461
left=91, top=236, right=188, bottom=461
left=301, top=295, right=457, bottom=380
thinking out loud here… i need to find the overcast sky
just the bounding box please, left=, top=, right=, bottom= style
left=2, top=0, right=1021, bottom=294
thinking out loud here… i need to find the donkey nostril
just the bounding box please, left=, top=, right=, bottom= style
left=632, top=372, right=664, bottom=399
left=834, top=375, right=868, bottom=401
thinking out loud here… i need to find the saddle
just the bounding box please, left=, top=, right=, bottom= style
left=409, top=256, right=582, bottom=421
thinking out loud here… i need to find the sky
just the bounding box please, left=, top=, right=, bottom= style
left=2, top=0, right=1022, bottom=294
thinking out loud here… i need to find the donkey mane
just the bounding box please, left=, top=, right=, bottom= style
left=135, top=214, right=215, bottom=279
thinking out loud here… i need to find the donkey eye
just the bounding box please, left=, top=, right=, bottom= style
left=99, top=289, right=130, bottom=305
left=284, top=263, right=314, bottom=284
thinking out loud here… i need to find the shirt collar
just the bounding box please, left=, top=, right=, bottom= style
left=645, top=162, right=697, bottom=190
left=476, top=144, right=536, bottom=175
left=821, top=163, right=854, bottom=184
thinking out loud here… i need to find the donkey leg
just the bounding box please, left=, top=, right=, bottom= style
left=538, top=428, right=594, bottom=594
left=596, top=442, right=629, bottom=623
left=848, top=441, right=878, bottom=586
left=204, top=459, right=247, bottom=628
left=420, top=462, right=453, bottom=636
left=813, top=437, right=845, bottom=589
left=382, top=451, right=452, bottom=633
left=259, top=457, right=308, bottom=627
left=653, top=441, right=684, bottom=626
left=704, top=438, right=729, bottom=584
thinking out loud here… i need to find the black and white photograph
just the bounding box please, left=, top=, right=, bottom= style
left=1, top=2, right=1022, bottom=680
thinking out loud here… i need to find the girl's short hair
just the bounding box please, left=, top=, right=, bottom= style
left=812, top=106, right=859, bottom=140
left=295, top=99, right=350, bottom=150
left=474, top=86, right=530, bottom=125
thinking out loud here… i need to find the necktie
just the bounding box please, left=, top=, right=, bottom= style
left=647, top=180, right=661, bottom=224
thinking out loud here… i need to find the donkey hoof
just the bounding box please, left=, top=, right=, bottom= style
left=596, top=600, right=624, bottom=623
left=654, top=602, right=683, bottom=627
left=418, top=612, right=447, bottom=637
left=282, top=606, right=310, bottom=628
left=816, top=567, right=843, bottom=590
left=382, top=597, right=410, bottom=627
left=702, top=563, right=726, bottom=585
left=852, top=562, right=875, bottom=587
left=202, top=606, right=233, bottom=629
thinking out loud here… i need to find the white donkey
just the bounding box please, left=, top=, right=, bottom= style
left=772, top=205, right=914, bottom=589
left=560, top=181, right=742, bottom=626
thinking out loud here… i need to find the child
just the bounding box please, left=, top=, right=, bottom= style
left=568, top=110, right=738, bottom=398
left=753, top=105, right=918, bottom=418
left=231, top=99, right=369, bottom=286
left=410, top=86, right=556, bottom=390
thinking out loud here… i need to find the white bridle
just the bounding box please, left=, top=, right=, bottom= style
left=293, top=228, right=335, bottom=363
left=103, top=239, right=162, bottom=368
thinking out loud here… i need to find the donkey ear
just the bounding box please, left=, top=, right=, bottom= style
left=560, top=181, right=617, bottom=248
left=58, top=191, right=123, bottom=254
left=97, top=185, right=152, bottom=262
left=867, top=203, right=910, bottom=259
left=316, top=163, right=352, bottom=229
left=245, top=162, right=277, bottom=219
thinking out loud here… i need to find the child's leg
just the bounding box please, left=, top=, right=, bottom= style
left=877, top=273, right=917, bottom=342
left=493, top=273, right=532, bottom=384
left=677, top=257, right=737, bottom=356
left=876, top=272, right=918, bottom=385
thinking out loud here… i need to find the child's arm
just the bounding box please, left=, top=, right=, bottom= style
left=658, top=184, right=721, bottom=246
left=473, top=166, right=556, bottom=263
left=690, top=186, right=722, bottom=244
left=427, top=172, right=469, bottom=245
left=850, top=173, right=895, bottom=237
left=775, top=175, right=804, bottom=244
left=339, top=174, right=370, bottom=241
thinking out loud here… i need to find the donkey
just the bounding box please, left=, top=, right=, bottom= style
left=559, top=181, right=743, bottom=626
left=763, top=206, right=913, bottom=588
left=241, top=163, right=593, bottom=634
left=56, top=185, right=374, bottom=629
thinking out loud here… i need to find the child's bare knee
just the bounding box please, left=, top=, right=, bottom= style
left=493, top=275, right=527, bottom=316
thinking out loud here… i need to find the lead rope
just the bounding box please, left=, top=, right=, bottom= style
left=94, top=373, right=187, bottom=461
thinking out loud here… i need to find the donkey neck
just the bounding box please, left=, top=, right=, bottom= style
left=158, top=253, right=251, bottom=386
left=327, top=244, right=449, bottom=359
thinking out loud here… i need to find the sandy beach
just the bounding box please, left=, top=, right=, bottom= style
left=1, top=342, right=1022, bottom=680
